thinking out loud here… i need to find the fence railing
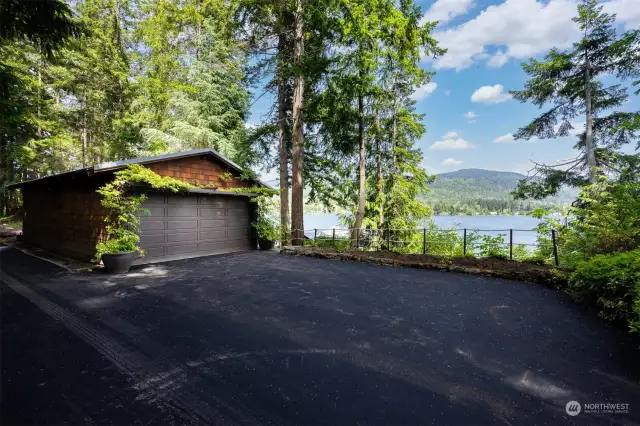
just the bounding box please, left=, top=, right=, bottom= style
left=285, top=227, right=560, bottom=266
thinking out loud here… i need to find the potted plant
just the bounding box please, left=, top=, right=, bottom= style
left=95, top=230, right=143, bottom=274
left=253, top=216, right=280, bottom=250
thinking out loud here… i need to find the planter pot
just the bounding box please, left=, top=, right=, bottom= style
left=258, top=239, right=275, bottom=250
left=102, top=251, right=137, bottom=274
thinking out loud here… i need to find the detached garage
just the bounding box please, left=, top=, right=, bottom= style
left=8, top=149, right=269, bottom=264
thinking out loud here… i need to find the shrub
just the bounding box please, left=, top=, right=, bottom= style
left=253, top=216, right=281, bottom=241
left=569, top=249, right=640, bottom=330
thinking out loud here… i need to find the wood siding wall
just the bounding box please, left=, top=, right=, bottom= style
left=22, top=180, right=108, bottom=261
left=146, top=155, right=251, bottom=189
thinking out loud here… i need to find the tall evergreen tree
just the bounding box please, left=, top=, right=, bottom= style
left=511, top=0, right=640, bottom=199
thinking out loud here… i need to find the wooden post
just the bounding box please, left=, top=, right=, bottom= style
left=463, top=228, right=467, bottom=256
left=552, top=229, right=559, bottom=266
left=423, top=228, right=426, bottom=255
left=387, top=229, right=391, bottom=251
left=332, top=228, right=336, bottom=247
left=509, top=229, right=513, bottom=260
left=356, top=228, right=359, bottom=249
left=314, top=228, right=317, bottom=242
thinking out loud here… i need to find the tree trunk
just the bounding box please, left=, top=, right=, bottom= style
left=290, top=0, right=305, bottom=246
left=375, top=111, right=383, bottom=228
left=584, top=50, right=597, bottom=183
left=277, top=31, right=290, bottom=245
left=81, top=109, right=88, bottom=168
left=352, top=93, right=366, bottom=247
left=0, top=134, right=6, bottom=217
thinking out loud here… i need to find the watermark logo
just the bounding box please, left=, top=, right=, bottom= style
left=566, top=401, right=581, bottom=416
left=565, top=401, right=630, bottom=416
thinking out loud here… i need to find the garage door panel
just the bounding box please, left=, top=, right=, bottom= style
left=167, top=244, right=199, bottom=256
left=228, top=199, right=248, bottom=208
left=141, top=221, right=166, bottom=231
left=141, top=207, right=165, bottom=218
left=227, top=216, right=249, bottom=227
left=144, top=247, right=165, bottom=258
left=199, top=197, right=226, bottom=207
left=228, top=208, right=248, bottom=217
left=225, top=238, right=250, bottom=249
left=200, top=219, right=226, bottom=228
left=168, top=207, right=198, bottom=217
left=167, top=220, right=198, bottom=230
left=144, top=194, right=166, bottom=205
left=140, top=234, right=166, bottom=245
left=167, top=196, right=197, bottom=205
left=198, top=241, right=226, bottom=251
left=228, top=227, right=250, bottom=238
left=199, top=208, right=226, bottom=218
left=167, top=232, right=198, bottom=243
left=200, top=229, right=226, bottom=240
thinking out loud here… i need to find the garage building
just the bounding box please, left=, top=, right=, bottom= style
left=8, top=149, right=269, bottom=264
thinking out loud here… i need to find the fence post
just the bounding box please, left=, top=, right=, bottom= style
left=552, top=229, right=559, bottom=266
left=463, top=228, right=467, bottom=256
left=387, top=229, right=391, bottom=251
left=356, top=228, right=360, bottom=249
left=509, top=229, right=513, bottom=260
left=301, top=229, right=304, bottom=246
left=314, top=228, right=317, bottom=243
left=423, top=228, right=426, bottom=255
left=332, top=228, right=336, bottom=247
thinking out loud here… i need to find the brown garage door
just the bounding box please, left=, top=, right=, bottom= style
left=136, top=193, right=253, bottom=264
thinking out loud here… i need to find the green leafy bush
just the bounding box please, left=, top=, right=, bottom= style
left=473, top=233, right=509, bottom=259
left=253, top=216, right=281, bottom=241
left=310, top=235, right=351, bottom=250
left=569, top=249, right=640, bottom=330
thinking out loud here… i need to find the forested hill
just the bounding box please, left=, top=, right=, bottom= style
left=435, top=168, right=525, bottom=181
left=422, top=169, right=574, bottom=215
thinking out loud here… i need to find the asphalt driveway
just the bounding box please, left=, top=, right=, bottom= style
left=2, top=247, right=640, bottom=425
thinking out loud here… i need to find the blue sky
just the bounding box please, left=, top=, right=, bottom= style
left=249, top=0, right=640, bottom=178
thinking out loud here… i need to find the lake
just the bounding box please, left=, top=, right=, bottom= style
left=303, top=214, right=542, bottom=245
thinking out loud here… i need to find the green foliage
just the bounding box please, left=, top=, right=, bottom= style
left=309, top=235, right=351, bottom=251
left=569, top=250, right=640, bottom=331
left=535, top=179, right=640, bottom=268
left=94, top=165, right=193, bottom=260
left=473, top=234, right=509, bottom=259
left=252, top=215, right=281, bottom=242
left=0, top=0, right=82, bottom=58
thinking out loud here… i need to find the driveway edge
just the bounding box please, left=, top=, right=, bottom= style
left=280, top=246, right=568, bottom=288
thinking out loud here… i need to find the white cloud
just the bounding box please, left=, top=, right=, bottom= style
left=464, top=111, right=476, bottom=119
left=471, top=84, right=512, bottom=104
left=603, top=0, right=640, bottom=30
left=442, top=157, right=463, bottom=167
left=429, top=0, right=640, bottom=71
left=410, top=82, right=437, bottom=100
left=493, top=133, right=515, bottom=144
left=429, top=134, right=475, bottom=150
left=420, top=0, right=475, bottom=25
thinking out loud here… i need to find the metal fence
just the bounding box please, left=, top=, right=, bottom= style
left=287, top=227, right=560, bottom=266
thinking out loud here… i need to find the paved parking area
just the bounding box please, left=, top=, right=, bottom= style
left=2, top=247, right=640, bottom=425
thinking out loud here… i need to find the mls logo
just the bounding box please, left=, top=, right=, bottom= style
left=566, top=401, right=582, bottom=416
